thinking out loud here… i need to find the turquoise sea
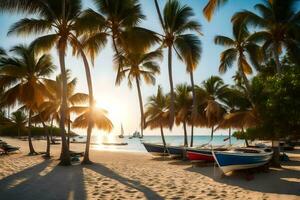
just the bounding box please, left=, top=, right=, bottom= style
left=73, top=135, right=245, bottom=153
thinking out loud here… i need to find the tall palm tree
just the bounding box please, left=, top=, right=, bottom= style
left=116, top=39, right=162, bottom=138
left=153, top=0, right=201, bottom=129
left=195, top=76, right=227, bottom=142
left=1, top=0, right=106, bottom=165
left=232, top=0, right=300, bottom=73
left=0, top=44, right=55, bottom=155
left=174, top=84, right=192, bottom=147
left=203, top=0, right=228, bottom=21
left=145, top=86, right=169, bottom=147
left=214, top=22, right=262, bottom=96
left=9, top=110, right=28, bottom=138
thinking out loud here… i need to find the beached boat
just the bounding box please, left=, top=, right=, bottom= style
left=186, top=147, right=228, bottom=162
left=167, top=146, right=185, bottom=157
left=212, top=147, right=273, bottom=174
left=142, top=142, right=168, bottom=156
left=102, top=142, right=128, bottom=146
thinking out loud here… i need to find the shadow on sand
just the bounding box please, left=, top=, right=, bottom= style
left=0, top=159, right=163, bottom=200
left=86, top=163, right=164, bottom=200
left=0, top=159, right=86, bottom=200
left=185, top=158, right=300, bottom=196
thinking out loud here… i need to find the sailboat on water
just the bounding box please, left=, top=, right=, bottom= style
left=118, top=124, right=124, bottom=138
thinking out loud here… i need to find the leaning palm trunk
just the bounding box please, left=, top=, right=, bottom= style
left=183, top=120, right=188, bottom=147
left=40, top=119, right=50, bottom=158
left=168, top=46, right=175, bottom=129
left=28, top=110, right=36, bottom=155
left=50, top=116, right=55, bottom=144
left=78, top=46, right=94, bottom=164
left=190, top=71, right=196, bottom=147
left=160, top=124, right=167, bottom=147
left=67, top=111, right=71, bottom=149
left=58, top=42, right=71, bottom=166
left=135, top=77, right=144, bottom=138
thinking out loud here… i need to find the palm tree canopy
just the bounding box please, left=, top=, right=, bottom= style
left=214, top=22, right=263, bottom=74
left=144, top=85, right=169, bottom=129
left=9, top=110, right=28, bottom=128
left=174, top=83, right=192, bottom=125
left=231, top=0, right=300, bottom=64
left=0, top=44, right=55, bottom=108
left=203, top=0, right=228, bottom=21
left=72, top=106, right=113, bottom=132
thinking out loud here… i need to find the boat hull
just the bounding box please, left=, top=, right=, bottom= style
left=186, top=149, right=214, bottom=162
left=142, top=143, right=168, bottom=156
left=167, top=146, right=184, bottom=157
left=213, top=149, right=273, bottom=174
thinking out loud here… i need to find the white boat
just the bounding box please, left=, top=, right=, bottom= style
left=118, top=124, right=124, bottom=138
left=212, top=147, right=273, bottom=174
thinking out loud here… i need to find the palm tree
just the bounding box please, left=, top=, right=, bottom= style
left=9, top=110, right=28, bottom=137
left=79, top=0, right=145, bottom=79
left=174, top=84, right=192, bottom=147
left=203, top=0, right=228, bottom=21
left=0, top=44, right=55, bottom=155
left=214, top=22, right=262, bottom=97
left=145, top=86, right=169, bottom=147
left=42, top=72, right=88, bottom=147
left=195, top=76, right=227, bottom=143
left=116, top=38, right=162, bottom=138
left=153, top=0, right=201, bottom=129
left=232, top=0, right=300, bottom=73
left=72, top=105, right=113, bottom=162
left=1, top=0, right=108, bottom=165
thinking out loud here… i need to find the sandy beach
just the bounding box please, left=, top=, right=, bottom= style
left=0, top=137, right=299, bottom=200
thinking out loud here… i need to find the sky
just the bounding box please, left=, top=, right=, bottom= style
left=0, top=0, right=281, bottom=136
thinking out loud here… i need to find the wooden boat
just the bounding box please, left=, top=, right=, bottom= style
left=166, top=146, right=185, bottom=157
left=212, top=147, right=273, bottom=174
left=186, top=147, right=228, bottom=162
left=142, top=142, right=168, bottom=156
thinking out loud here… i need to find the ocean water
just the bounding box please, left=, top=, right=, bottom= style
left=73, top=135, right=245, bottom=153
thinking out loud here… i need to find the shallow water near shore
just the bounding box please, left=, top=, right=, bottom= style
left=72, top=135, right=245, bottom=153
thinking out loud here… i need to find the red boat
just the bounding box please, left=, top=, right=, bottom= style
left=187, top=147, right=228, bottom=162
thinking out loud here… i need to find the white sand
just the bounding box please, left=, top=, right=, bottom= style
left=0, top=137, right=300, bottom=200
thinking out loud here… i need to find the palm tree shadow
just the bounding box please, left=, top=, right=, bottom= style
left=0, top=160, right=86, bottom=200
left=185, top=159, right=300, bottom=196
left=86, top=163, right=164, bottom=200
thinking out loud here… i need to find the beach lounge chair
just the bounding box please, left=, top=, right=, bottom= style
left=1, top=144, right=20, bottom=154
left=0, top=147, right=5, bottom=155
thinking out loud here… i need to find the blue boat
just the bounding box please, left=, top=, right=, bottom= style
left=167, top=146, right=185, bottom=157
left=142, top=143, right=169, bottom=156
left=212, top=147, right=273, bottom=174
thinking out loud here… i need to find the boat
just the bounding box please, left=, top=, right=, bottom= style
left=142, top=142, right=168, bottom=156
left=102, top=142, right=128, bottom=146
left=118, top=124, right=124, bottom=138
left=186, top=147, right=228, bottom=162
left=212, top=147, right=273, bottom=174
left=166, top=146, right=185, bottom=157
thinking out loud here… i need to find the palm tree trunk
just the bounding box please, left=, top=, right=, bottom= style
left=67, top=112, right=71, bottom=149
left=153, top=0, right=165, bottom=28
left=271, top=140, right=281, bottom=167
left=160, top=124, right=166, bottom=147
left=183, top=120, right=188, bottom=147
left=190, top=71, right=196, bottom=147
left=40, top=119, right=50, bottom=158
left=168, top=46, right=175, bottom=129
left=78, top=46, right=94, bottom=164
left=17, top=127, right=20, bottom=138
left=135, top=77, right=144, bottom=138
left=28, top=110, right=36, bottom=155
left=209, top=125, right=214, bottom=142
left=112, top=34, right=123, bottom=84
left=58, top=40, right=71, bottom=166
left=50, top=116, right=54, bottom=144
left=273, top=44, right=281, bottom=73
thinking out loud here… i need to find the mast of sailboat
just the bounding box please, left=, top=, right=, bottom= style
left=121, top=123, right=124, bottom=136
